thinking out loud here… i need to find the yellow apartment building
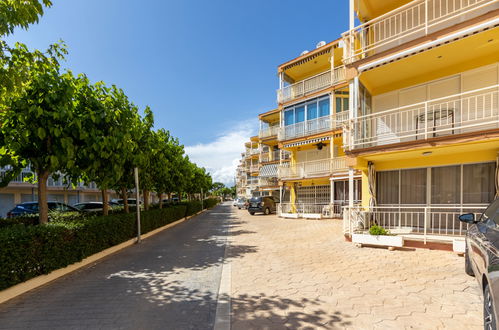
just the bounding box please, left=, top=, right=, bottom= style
left=275, top=39, right=362, bottom=219
left=341, top=0, right=499, bottom=249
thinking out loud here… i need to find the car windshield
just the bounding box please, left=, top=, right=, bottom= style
left=19, top=203, right=38, bottom=211
left=250, top=197, right=261, bottom=203
left=481, top=199, right=499, bottom=225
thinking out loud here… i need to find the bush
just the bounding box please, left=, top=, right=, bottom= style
left=0, top=205, right=187, bottom=291
left=369, top=225, right=389, bottom=236
left=0, top=197, right=220, bottom=290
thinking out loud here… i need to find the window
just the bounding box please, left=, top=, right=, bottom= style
left=307, top=102, right=317, bottom=120
left=377, top=162, right=495, bottom=206
left=335, top=97, right=349, bottom=113
left=319, top=98, right=330, bottom=117
left=295, top=106, right=305, bottom=123
left=400, top=168, right=426, bottom=204
left=432, top=166, right=460, bottom=204
left=463, top=163, right=495, bottom=203
left=481, top=199, right=499, bottom=225
left=283, top=96, right=330, bottom=126
left=284, top=110, right=294, bottom=126
left=377, top=171, right=399, bottom=204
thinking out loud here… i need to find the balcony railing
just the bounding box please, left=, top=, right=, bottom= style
left=279, top=202, right=346, bottom=218
left=277, top=66, right=346, bottom=104
left=343, top=205, right=487, bottom=241
left=279, top=157, right=348, bottom=180
left=258, top=177, right=278, bottom=187
left=344, top=85, right=499, bottom=150
left=259, top=125, right=280, bottom=139
left=249, top=165, right=260, bottom=173
left=278, top=112, right=349, bottom=141
left=342, top=0, right=498, bottom=63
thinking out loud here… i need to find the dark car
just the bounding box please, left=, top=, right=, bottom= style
left=6, top=201, right=80, bottom=218
left=73, top=202, right=118, bottom=212
left=247, top=196, right=279, bottom=215
left=459, top=198, right=499, bottom=329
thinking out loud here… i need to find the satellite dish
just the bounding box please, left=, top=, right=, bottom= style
left=300, top=50, right=309, bottom=56
left=316, top=41, right=326, bottom=48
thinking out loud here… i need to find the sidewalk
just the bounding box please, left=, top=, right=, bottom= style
left=229, top=208, right=482, bottom=329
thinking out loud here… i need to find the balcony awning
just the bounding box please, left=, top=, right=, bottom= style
left=283, top=136, right=330, bottom=148
left=259, top=164, right=278, bottom=178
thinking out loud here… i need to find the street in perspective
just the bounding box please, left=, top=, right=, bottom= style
left=0, top=0, right=498, bottom=329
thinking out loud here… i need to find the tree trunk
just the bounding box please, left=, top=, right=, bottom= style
left=144, top=189, right=150, bottom=211
left=158, top=193, right=163, bottom=209
left=122, top=187, right=129, bottom=213
left=101, top=189, right=109, bottom=216
left=37, top=170, right=49, bottom=224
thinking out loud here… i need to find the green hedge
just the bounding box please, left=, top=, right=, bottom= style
left=0, top=198, right=220, bottom=290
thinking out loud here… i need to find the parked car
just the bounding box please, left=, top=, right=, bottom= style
left=247, top=196, right=279, bottom=215
left=236, top=197, right=247, bottom=209
left=459, top=198, right=499, bottom=329
left=6, top=201, right=80, bottom=218
left=111, top=198, right=142, bottom=206
left=233, top=198, right=240, bottom=207
left=73, top=202, right=119, bottom=212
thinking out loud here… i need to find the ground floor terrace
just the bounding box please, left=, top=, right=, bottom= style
left=345, top=138, right=499, bottom=250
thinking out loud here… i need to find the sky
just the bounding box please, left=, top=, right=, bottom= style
left=6, top=0, right=350, bottom=185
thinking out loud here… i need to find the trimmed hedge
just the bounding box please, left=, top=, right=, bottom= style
left=0, top=198, right=219, bottom=291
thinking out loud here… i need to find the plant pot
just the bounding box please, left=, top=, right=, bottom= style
left=352, top=233, right=404, bottom=248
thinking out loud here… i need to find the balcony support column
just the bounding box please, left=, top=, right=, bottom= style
left=348, top=167, right=354, bottom=207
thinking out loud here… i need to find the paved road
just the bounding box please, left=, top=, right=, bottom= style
left=0, top=204, right=235, bottom=330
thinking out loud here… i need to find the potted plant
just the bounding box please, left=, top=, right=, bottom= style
left=352, top=225, right=404, bottom=250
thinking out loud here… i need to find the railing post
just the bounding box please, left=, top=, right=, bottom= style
left=424, top=0, right=428, bottom=35
left=424, top=102, right=428, bottom=140
left=423, top=206, right=428, bottom=245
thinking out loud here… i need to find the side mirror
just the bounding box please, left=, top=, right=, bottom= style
left=459, top=213, right=476, bottom=224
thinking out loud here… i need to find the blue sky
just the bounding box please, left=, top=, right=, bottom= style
left=6, top=0, right=350, bottom=184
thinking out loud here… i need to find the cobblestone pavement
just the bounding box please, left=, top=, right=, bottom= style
left=229, top=207, right=482, bottom=329
left=0, top=204, right=241, bottom=330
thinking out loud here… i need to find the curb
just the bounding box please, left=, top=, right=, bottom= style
left=0, top=207, right=213, bottom=305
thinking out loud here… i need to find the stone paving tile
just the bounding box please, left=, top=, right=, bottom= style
left=229, top=208, right=482, bottom=329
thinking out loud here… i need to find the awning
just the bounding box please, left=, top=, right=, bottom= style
left=259, top=164, right=278, bottom=178
left=283, top=136, right=330, bottom=148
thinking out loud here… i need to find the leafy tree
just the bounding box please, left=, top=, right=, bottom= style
left=0, top=43, right=88, bottom=223
left=73, top=81, right=139, bottom=215
left=0, top=0, right=52, bottom=36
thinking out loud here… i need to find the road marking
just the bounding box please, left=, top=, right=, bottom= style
left=214, top=207, right=232, bottom=330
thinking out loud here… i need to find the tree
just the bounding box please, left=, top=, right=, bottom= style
left=0, top=0, right=52, bottom=37
left=0, top=43, right=88, bottom=223
left=73, top=81, right=139, bottom=215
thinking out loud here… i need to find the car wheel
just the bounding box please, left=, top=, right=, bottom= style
left=465, top=250, right=475, bottom=277
left=484, top=283, right=497, bottom=330
left=249, top=212, right=255, bottom=215
left=264, top=207, right=270, bottom=215
left=238, top=207, right=241, bottom=209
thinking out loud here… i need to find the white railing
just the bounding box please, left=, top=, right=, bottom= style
left=259, top=177, right=278, bottom=187
left=259, top=125, right=280, bottom=138
left=279, top=202, right=345, bottom=218
left=343, top=205, right=487, bottom=240
left=342, top=0, right=498, bottom=63
left=345, top=85, right=499, bottom=149
left=249, top=165, right=259, bottom=173
left=279, top=157, right=348, bottom=180
left=277, top=66, right=346, bottom=104
left=278, top=112, right=349, bottom=141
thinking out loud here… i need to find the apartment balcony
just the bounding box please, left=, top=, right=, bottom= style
left=342, top=0, right=498, bottom=64
left=258, top=177, right=278, bottom=187
left=343, top=205, right=487, bottom=240
left=260, top=150, right=290, bottom=163
left=277, top=66, right=346, bottom=104
left=344, top=84, right=499, bottom=150
left=279, top=157, right=348, bottom=180
left=259, top=125, right=280, bottom=139
left=249, top=165, right=260, bottom=174
left=278, top=112, right=349, bottom=141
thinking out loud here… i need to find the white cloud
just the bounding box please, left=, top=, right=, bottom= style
left=185, top=121, right=257, bottom=186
